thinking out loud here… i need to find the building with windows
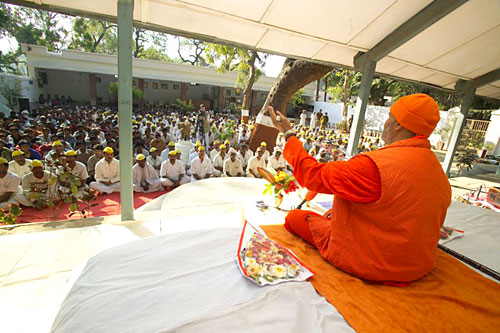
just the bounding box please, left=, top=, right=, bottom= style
left=12, top=44, right=315, bottom=114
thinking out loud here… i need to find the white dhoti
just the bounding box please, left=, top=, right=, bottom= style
left=13, top=193, right=34, bottom=207
left=133, top=179, right=163, bottom=193
left=0, top=196, right=21, bottom=209
left=161, top=175, right=189, bottom=187
left=89, top=181, right=121, bottom=194
left=212, top=169, right=223, bottom=177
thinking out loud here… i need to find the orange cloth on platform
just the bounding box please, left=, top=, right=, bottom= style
left=390, top=93, right=440, bottom=138
left=262, top=224, right=500, bottom=332
left=284, top=135, right=451, bottom=282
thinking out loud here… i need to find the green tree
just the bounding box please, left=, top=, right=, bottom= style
left=0, top=76, right=24, bottom=112
left=177, top=37, right=207, bottom=66
left=69, top=18, right=116, bottom=53
left=327, top=69, right=361, bottom=130
left=205, top=44, right=266, bottom=113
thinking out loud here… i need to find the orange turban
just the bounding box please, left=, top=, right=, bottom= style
left=390, top=93, right=440, bottom=138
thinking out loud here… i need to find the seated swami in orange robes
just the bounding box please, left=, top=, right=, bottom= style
left=269, top=93, right=451, bottom=283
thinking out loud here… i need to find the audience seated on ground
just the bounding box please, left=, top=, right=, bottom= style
left=160, top=150, right=189, bottom=190
left=133, top=154, right=163, bottom=193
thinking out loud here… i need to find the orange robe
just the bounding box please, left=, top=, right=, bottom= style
left=283, top=135, right=451, bottom=282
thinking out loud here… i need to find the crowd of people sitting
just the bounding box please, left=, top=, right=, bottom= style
left=0, top=104, right=383, bottom=210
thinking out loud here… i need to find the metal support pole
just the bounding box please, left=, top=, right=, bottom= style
left=347, top=60, right=376, bottom=157
left=442, top=83, right=476, bottom=177
left=118, top=0, right=134, bottom=221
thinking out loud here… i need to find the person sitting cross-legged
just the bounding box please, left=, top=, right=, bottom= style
left=59, top=150, right=88, bottom=197
left=0, top=158, right=21, bottom=209
left=89, top=147, right=120, bottom=194
left=268, top=93, right=452, bottom=283
left=223, top=148, right=244, bottom=177
left=9, top=150, right=32, bottom=180
left=132, top=154, right=163, bottom=193
left=190, top=146, right=213, bottom=182
left=212, top=144, right=228, bottom=177
left=18, top=160, right=55, bottom=209
left=246, top=147, right=266, bottom=178
left=267, top=147, right=287, bottom=172
left=160, top=150, right=189, bottom=190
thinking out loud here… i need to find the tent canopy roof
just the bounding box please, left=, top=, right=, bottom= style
left=8, top=0, right=500, bottom=99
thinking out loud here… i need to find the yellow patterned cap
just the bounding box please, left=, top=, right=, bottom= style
left=0, top=157, right=8, bottom=164
left=169, top=150, right=177, bottom=156
left=260, top=142, right=267, bottom=147
left=52, top=140, right=63, bottom=146
left=136, top=154, right=145, bottom=161
left=12, top=150, right=24, bottom=157
left=219, top=144, right=226, bottom=150
left=213, top=140, right=220, bottom=145
left=103, top=147, right=114, bottom=154
left=195, top=140, right=201, bottom=146
left=168, top=141, right=175, bottom=147
left=150, top=147, right=157, bottom=153
left=198, top=146, right=205, bottom=151
left=64, top=150, right=77, bottom=156
left=31, top=160, right=43, bottom=168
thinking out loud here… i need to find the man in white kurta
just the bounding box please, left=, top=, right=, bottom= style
left=212, top=144, right=228, bottom=177
left=299, top=110, right=307, bottom=127
left=147, top=147, right=162, bottom=176
left=133, top=154, right=163, bottom=193
left=90, top=147, right=120, bottom=194
left=267, top=148, right=287, bottom=172
left=223, top=149, right=244, bottom=177
left=190, top=146, right=213, bottom=182
left=0, top=158, right=21, bottom=209
left=246, top=147, right=266, bottom=178
left=61, top=150, right=89, bottom=196
left=160, top=150, right=189, bottom=189
left=310, top=110, right=317, bottom=129
left=9, top=150, right=32, bottom=180
left=237, top=144, right=253, bottom=170
left=18, top=160, right=53, bottom=208
left=209, top=140, right=220, bottom=161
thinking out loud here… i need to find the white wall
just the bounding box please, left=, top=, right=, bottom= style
left=0, top=73, right=40, bottom=112
left=484, top=110, right=500, bottom=156
left=313, top=101, right=454, bottom=147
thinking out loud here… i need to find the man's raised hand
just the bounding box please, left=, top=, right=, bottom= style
left=268, top=106, right=292, bottom=134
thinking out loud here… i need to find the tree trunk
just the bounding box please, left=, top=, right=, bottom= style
left=241, top=51, right=257, bottom=122
left=248, top=58, right=333, bottom=151
left=341, top=71, right=350, bottom=131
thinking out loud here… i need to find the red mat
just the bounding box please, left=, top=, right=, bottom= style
left=16, top=191, right=167, bottom=223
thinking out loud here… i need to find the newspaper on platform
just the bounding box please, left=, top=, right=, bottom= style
left=236, top=220, right=313, bottom=286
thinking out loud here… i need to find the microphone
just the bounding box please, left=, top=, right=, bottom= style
left=296, top=190, right=318, bottom=210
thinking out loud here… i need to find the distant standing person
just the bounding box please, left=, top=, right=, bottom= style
left=299, top=110, right=307, bottom=127
left=315, top=110, right=322, bottom=129
left=310, top=110, right=317, bottom=129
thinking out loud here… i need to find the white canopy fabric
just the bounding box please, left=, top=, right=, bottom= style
left=9, top=0, right=500, bottom=99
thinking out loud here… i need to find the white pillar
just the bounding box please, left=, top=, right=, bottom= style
left=347, top=60, right=376, bottom=157
left=117, top=0, right=134, bottom=221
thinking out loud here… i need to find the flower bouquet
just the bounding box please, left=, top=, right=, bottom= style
left=259, top=167, right=298, bottom=207
left=236, top=221, right=313, bottom=286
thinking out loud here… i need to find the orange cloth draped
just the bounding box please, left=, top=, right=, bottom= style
left=262, top=224, right=500, bottom=332
left=283, top=135, right=451, bottom=282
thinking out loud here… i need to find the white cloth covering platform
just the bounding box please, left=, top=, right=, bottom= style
left=2, top=178, right=499, bottom=332
left=51, top=228, right=353, bottom=332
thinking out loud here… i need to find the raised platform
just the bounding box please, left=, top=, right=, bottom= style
left=1, top=178, right=499, bottom=332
